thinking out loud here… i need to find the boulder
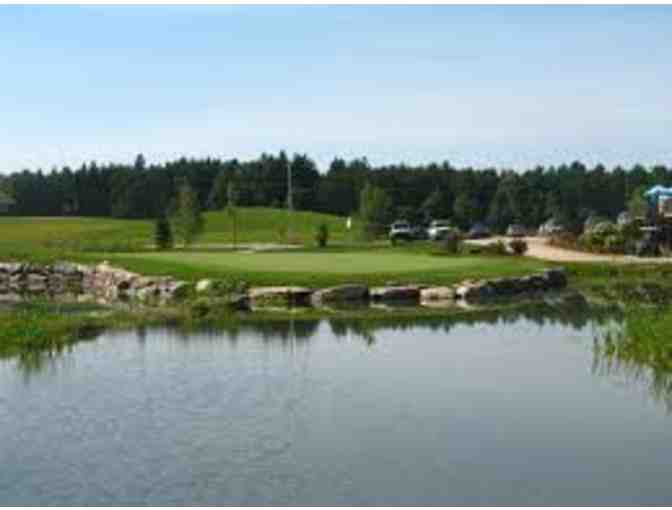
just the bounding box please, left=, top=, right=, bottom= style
left=420, top=286, right=455, bottom=301
left=136, top=285, right=159, bottom=303
left=0, top=262, right=24, bottom=275
left=454, top=280, right=495, bottom=302
left=169, top=281, right=191, bottom=300
left=249, top=286, right=313, bottom=306
left=52, top=261, right=81, bottom=277
left=310, top=284, right=369, bottom=305
left=196, top=279, right=214, bottom=293
left=370, top=285, right=420, bottom=302
left=542, top=268, right=568, bottom=289
left=227, top=293, right=250, bottom=311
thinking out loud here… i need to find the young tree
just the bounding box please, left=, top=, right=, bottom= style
left=171, top=178, right=204, bottom=246
left=226, top=180, right=239, bottom=249
left=154, top=213, right=174, bottom=250
left=627, top=186, right=649, bottom=219
left=359, top=182, right=392, bottom=239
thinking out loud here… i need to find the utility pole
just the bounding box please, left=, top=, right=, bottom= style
left=287, top=157, right=293, bottom=243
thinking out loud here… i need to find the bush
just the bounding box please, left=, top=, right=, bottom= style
left=509, top=239, right=528, bottom=256
left=579, top=221, right=628, bottom=254
left=315, top=223, right=329, bottom=248
left=479, top=240, right=508, bottom=256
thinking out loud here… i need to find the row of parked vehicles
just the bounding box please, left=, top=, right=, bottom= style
left=389, top=220, right=527, bottom=244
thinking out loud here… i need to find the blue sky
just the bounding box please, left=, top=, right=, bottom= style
left=1, top=5, right=670, bottom=172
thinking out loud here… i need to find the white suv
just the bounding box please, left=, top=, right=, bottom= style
left=427, top=220, right=454, bottom=241
left=389, top=221, right=413, bottom=244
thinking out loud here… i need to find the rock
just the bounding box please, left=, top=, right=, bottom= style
left=249, top=286, right=313, bottom=306
left=420, top=286, right=455, bottom=301
left=455, top=280, right=495, bottom=302
left=542, top=268, right=568, bottom=288
left=489, top=278, right=516, bottom=295
left=136, top=285, right=159, bottom=303
left=0, top=262, right=24, bottom=275
left=169, top=281, right=191, bottom=300
left=370, top=285, right=420, bottom=302
left=196, top=279, right=214, bottom=293
left=26, top=274, right=48, bottom=293
left=52, top=261, right=81, bottom=277
left=310, top=284, right=369, bottom=305
left=227, top=293, right=250, bottom=311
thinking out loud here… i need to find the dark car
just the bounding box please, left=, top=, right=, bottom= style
left=506, top=224, right=526, bottom=237
left=468, top=222, right=491, bottom=239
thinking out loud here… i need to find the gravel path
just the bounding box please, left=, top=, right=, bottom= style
left=469, top=236, right=671, bottom=264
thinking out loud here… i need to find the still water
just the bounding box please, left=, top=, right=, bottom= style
left=1, top=304, right=672, bottom=505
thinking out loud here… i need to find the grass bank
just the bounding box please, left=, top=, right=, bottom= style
left=0, top=208, right=360, bottom=262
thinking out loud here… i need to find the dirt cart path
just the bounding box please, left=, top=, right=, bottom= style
left=469, top=236, right=671, bottom=264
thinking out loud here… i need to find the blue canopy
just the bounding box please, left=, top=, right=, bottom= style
left=644, top=186, right=672, bottom=204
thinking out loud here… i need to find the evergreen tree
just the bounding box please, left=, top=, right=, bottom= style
left=154, top=213, right=174, bottom=250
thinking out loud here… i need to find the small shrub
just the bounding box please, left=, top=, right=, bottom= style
left=549, top=232, right=579, bottom=250
left=478, top=240, right=508, bottom=256
left=439, top=231, right=461, bottom=254
left=604, top=233, right=626, bottom=254
left=315, top=223, right=329, bottom=248
left=509, top=239, right=528, bottom=256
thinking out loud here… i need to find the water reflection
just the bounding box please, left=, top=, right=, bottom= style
left=11, top=295, right=618, bottom=377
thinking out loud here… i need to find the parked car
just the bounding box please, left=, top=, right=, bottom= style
left=506, top=224, right=526, bottom=237
left=427, top=220, right=455, bottom=241
left=538, top=218, right=566, bottom=237
left=467, top=222, right=491, bottom=239
left=389, top=221, right=413, bottom=244
left=411, top=225, right=429, bottom=240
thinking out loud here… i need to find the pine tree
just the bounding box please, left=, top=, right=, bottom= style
left=154, top=214, right=174, bottom=250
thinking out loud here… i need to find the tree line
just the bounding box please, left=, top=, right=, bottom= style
left=1, top=152, right=670, bottom=233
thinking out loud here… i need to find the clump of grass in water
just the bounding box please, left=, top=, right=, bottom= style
left=595, top=305, right=672, bottom=409
left=0, top=306, right=106, bottom=358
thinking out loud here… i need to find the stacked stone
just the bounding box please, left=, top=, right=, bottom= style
left=84, top=262, right=189, bottom=304
left=0, top=262, right=85, bottom=299
left=0, top=261, right=189, bottom=305
left=453, top=268, right=568, bottom=302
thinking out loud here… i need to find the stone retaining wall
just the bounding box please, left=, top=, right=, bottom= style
left=0, top=260, right=568, bottom=309
left=0, top=261, right=188, bottom=305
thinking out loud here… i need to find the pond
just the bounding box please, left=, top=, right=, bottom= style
left=1, top=302, right=672, bottom=505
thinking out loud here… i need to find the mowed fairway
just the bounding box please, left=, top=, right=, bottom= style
left=113, top=250, right=549, bottom=287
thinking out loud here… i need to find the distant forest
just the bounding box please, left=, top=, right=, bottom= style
left=0, top=152, right=669, bottom=232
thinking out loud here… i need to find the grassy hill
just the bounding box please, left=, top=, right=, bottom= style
left=0, top=208, right=359, bottom=261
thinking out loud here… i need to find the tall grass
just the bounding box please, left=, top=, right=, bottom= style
left=595, top=305, right=672, bottom=409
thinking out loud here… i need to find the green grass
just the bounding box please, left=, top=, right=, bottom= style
left=0, top=207, right=360, bottom=262
left=0, top=210, right=551, bottom=287
left=104, top=248, right=549, bottom=287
